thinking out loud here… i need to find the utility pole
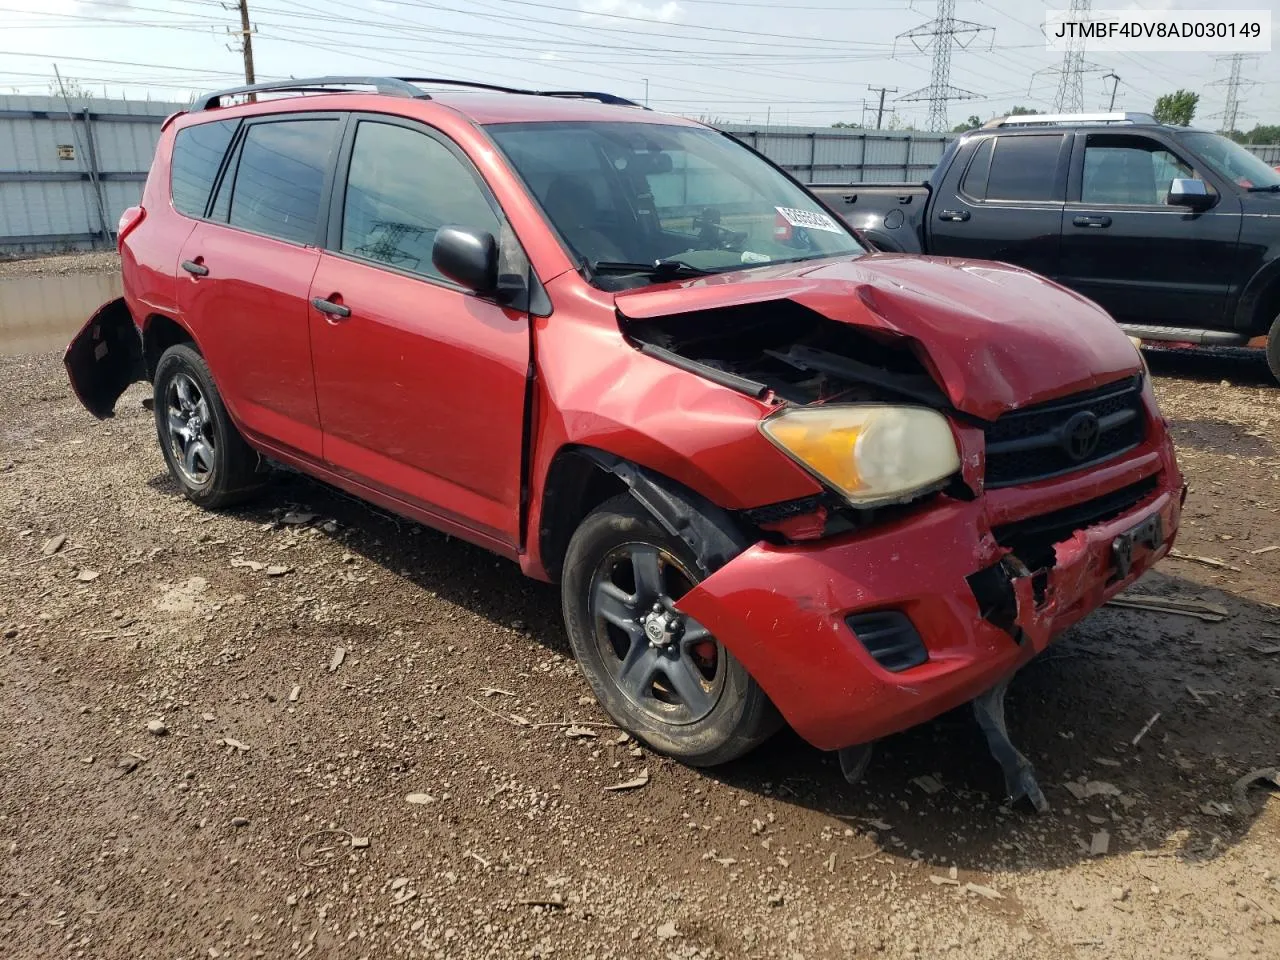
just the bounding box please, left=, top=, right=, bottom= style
left=1103, top=71, right=1120, bottom=111
left=237, top=0, right=255, bottom=86
left=1052, top=0, right=1090, bottom=112
left=895, top=0, right=993, bottom=132
left=868, top=85, right=898, bottom=130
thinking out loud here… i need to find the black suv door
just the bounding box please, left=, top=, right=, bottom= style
left=1057, top=131, right=1242, bottom=327
left=929, top=132, right=1069, bottom=279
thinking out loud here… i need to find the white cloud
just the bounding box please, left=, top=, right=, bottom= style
left=538, top=52, right=563, bottom=61
left=578, top=0, right=683, bottom=25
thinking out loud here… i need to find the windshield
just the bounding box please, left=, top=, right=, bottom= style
left=486, top=121, right=864, bottom=286
left=1181, top=131, right=1280, bottom=190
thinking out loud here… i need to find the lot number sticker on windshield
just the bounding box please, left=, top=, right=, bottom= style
left=775, top=206, right=844, bottom=235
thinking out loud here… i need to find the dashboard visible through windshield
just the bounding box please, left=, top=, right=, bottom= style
left=486, top=120, right=865, bottom=287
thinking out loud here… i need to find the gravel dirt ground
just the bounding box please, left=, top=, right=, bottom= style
left=2, top=259, right=1279, bottom=960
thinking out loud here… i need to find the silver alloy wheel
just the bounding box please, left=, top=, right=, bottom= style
left=164, top=372, right=215, bottom=487
left=588, top=543, right=726, bottom=725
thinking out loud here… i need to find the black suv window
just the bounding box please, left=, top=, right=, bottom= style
left=170, top=119, right=237, bottom=218
left=985, top=135, right=1063, bottom=202
left=340, top=121, right=500, bottom=280
left=228, top=119, right=338, bottom=245
left=1082, top=134, right=1198, bottom=205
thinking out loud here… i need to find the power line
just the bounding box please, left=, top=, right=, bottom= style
left=895, top=0, right=993, bottom=131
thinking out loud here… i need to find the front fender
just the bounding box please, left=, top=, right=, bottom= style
left=63, top=298, right=145, bottom=419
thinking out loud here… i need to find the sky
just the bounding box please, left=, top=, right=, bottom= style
left=2, top=0, right=1277, bottom=131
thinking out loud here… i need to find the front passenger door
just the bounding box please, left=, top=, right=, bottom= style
left=1058, top=132, right=1241, bottom=325
left=309, top=117, right=531, bottom=551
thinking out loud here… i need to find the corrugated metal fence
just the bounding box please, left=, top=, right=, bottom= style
left=2, top=95, right=1279, bottom=253
left=717, top=123, right=952, bottom=183
left=0, top=95, right=182, bottom=254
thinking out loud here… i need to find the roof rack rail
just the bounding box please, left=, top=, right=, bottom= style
left=982, top=111, right=1158, bottom=129
left=394, top=77, right=646, bottom=108
left=194, top=75, right=648, bottom=112
left=195, top=76, right=430, bottom=110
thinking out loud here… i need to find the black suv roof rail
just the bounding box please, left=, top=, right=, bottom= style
left=980, top=111, right=1160, bottom=129
left=195, top=75, right=645, bottom=111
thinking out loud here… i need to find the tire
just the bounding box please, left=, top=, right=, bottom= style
left=152, top=343, right=264, bottom=509
left=1268, top=314, right=1280, bottom=383
left=561, top=493, right=780, bottom=766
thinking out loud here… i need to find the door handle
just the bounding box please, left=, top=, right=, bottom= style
left=938, top=209, right=970, bottom=222
left=1072, top=215, right=1112, bottom=228
left=311, top=296, right=351, bottom=319
left=181, top=259, right=208, bottom=276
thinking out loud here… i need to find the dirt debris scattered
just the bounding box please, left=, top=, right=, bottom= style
left=2, top=324, right=1280, bottom=959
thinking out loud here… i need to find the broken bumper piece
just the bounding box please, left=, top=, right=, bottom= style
left=673, top=465, right=1182, bottom=756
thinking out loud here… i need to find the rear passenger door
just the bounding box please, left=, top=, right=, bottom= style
left=929, top=133, right=1068, bottom=279
left=308, top=115, right=531, bottom=551
left=176, top=114, right=341, bottom=460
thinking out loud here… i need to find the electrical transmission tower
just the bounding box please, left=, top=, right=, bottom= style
left=1207, top=53, right=1257, bottom=134
left=1051, top=0, right=1090, bottom=112
left=895, top=0, right=993, bottom=132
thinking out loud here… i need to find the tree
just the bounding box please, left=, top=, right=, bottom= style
left=48, top=77, right=93, bottom=101
left=1008, top=105, right=1038, bottom=116
left=953, top=114, right=982, bottom=132
left=1239, top=124, right=1280, bottom=145
left=830, top=121, right=862, bottom=129
left=1152, top=90, right=1198, bottom=127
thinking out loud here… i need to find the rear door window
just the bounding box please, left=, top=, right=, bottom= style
left=170, top=119, right=238, bottom=218
left=227, top=119, right=339, bottom=245
left=339, top=120, right=500, bottom=279
left=985, top=135, right=1064, bottom=202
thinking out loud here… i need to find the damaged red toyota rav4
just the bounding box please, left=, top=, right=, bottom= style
left=66, top=77, right=1184, bottom=808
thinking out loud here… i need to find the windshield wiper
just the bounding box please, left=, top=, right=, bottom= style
left=1246, top=184, right=1280, bottom=192
left=589, top=259, right=714, bottom=280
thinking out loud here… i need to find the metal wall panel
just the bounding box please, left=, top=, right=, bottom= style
left=0, top=94, right=180, bottom=253
left=3, top=97, right=1280, bottom=253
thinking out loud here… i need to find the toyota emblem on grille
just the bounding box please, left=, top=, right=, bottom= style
left=1062, top=411, right=1102, bottom=461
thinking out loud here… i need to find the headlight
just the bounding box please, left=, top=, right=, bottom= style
left=760, top=405, right=961, bottom=508
left=1128, top=335, right=1150, bottom=373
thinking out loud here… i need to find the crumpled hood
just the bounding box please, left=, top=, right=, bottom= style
left=614, top=253, right=1143, bottom=421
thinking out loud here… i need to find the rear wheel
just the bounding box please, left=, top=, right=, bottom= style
left=1268, top=314, right=1280, bottom=383
left=561, top=494, right=779, bottom=766
left=153, top=343, right=264, bottom=509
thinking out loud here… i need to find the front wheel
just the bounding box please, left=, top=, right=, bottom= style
left=153, top=343, right=264, bottom=509
left=560, top=494, right=780, bottom=766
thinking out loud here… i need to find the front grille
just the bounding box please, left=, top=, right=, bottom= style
left=983, top=376, right=1146, bottom=488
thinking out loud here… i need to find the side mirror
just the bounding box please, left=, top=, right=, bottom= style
left=432, top=226, right=498, bottom=295
left=1166, top=178, right=1212, bottom=211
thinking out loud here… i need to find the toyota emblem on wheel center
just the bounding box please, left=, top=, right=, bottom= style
left=1062, top=411, right=1102, bottom=461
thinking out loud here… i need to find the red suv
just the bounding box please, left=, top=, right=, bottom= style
left=66, top=77, right=1183, bottom=802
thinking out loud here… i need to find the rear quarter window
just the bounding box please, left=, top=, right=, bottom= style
left=985, top=134, right=1064, bottom=202
left=170, top=119, right=238, bottom=218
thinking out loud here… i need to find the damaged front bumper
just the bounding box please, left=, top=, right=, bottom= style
left=673, top=444, right=1183, bottom=753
